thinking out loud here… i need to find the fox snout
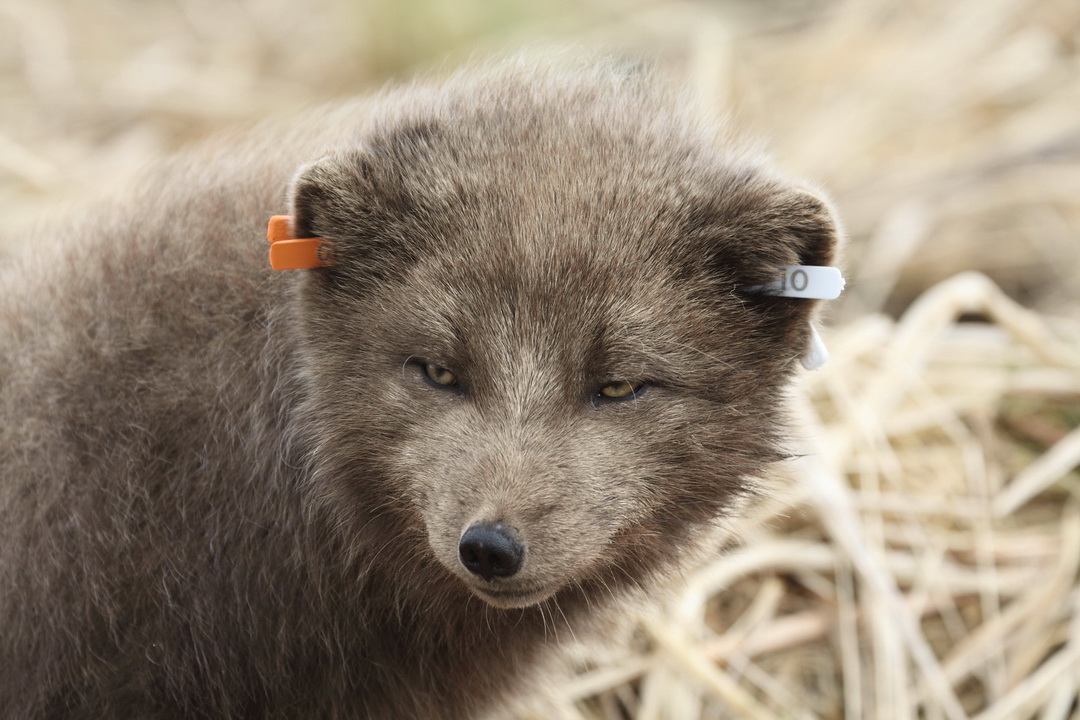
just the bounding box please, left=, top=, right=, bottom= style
left=458, top=522, right=525, bottom=581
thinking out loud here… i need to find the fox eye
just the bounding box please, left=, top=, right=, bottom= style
left=598, top=380, right=643, bottom=400
left=422, top=363, right=459, bottom=388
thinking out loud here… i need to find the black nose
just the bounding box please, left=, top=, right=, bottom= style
left=458, top=523, right=524, bottom=581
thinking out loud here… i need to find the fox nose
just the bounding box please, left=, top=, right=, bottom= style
left=459, top=523, right=524, bottom=581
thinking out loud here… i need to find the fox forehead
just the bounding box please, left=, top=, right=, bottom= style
left=380, top=246, right=733, bottom=389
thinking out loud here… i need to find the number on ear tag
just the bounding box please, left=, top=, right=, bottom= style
left=772, top=265, right=845, bottom=300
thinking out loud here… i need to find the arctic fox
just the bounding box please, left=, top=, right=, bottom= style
left=0, top=58, right=840, bottom=719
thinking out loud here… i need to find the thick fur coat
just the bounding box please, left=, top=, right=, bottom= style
left=0, top=59, right=840, bottom=718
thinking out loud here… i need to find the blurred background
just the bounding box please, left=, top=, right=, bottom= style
left=2, top=1, right=1078, bottom=718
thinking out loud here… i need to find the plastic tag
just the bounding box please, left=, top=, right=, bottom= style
left=266, top=215, right=330, bottom=270
left=743, top=265, right=844, bottom=371
left=763, top=265, right=845, bottom=300
left=801, top=323, right=829, bottom=371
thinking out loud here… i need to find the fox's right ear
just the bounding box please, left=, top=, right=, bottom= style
left=286, top=149, right=418, bottom=280
left=289, top=149, right=373, bottom=242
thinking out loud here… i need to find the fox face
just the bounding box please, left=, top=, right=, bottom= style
left=288, top=67, right=839, bottom=610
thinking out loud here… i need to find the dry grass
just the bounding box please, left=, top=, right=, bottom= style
left=2, top=1, right=1078, bottom=718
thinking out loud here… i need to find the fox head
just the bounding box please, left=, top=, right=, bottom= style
left=287, top=62, right=840, bottom=609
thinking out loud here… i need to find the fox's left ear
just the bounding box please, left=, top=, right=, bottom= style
left=778, top=187, right=840, bottom=268
left=727, top=184, right=842, bottom=289
left=699, top=180, right=844, bottom=365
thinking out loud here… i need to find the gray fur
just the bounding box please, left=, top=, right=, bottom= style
left=0, top=57, right=840, bottom=719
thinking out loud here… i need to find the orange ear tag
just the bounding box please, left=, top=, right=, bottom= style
left=266, top=215, right=331, bottom=270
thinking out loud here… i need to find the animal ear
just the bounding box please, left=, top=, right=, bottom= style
left=286, top=148, right=417, bottom=279
left=289, top=149, right=375, bottom=242
left=719, top=183, right=842, bottom=306
left=728, top=185, right=841, bottom=289
left=706, top=182, right=844, bottom=363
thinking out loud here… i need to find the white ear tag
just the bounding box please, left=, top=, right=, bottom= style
left=801, top=322, right=829, bottom=370
left=743, top=265, right=845, bottom=371
left=770, top=265, right=845, bottom=299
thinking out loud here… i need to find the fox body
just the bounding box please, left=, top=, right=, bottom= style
left=0, top=59, right=839, bottom=718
